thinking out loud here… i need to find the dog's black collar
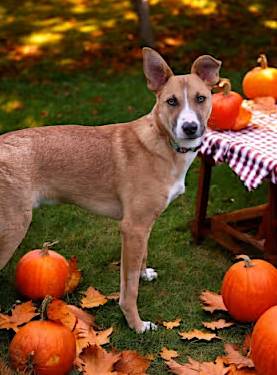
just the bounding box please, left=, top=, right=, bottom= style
left=169, top=138, right=203, bottom=154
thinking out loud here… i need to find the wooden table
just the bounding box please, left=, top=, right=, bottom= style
left=191, top=103, right=277, bottom=263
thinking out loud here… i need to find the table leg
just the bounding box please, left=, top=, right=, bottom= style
left=264, top=182, right=277, bottom=263
left=191, top=154, right=214, bottom=242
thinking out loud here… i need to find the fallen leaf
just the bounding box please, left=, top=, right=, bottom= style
left=179, top=329, right=219, bottom=341
left=67, top=304, right=96, bottom=328
left=160, top=347, right=179, bottom=361
left=74, top=320, right=113, bottom=356
left=65, top=256, right=81, bottom=293
left=81, top=287, right=108, bottom=308
left=242, top=333, right=252, bottom=356
left=228, top=365, right=257, bottom=374
left=79, top=345, right=120, bottom=374
left=106, top=292, right=120, bottom=301
left=0, top=301, right=38, bottom=332
left=114, top=350, right=151, bottom=374
left=224, top=344, right=254, bottom=369
left=167, top=357, right=229, bottom=375
left=202, top=319, right=234, bottom=331
left=47, top=299, right=77, bottom=331
left=163, top=318, right=181, bottom=330
left=199, top=290, right=227, bottom=313
left=145, top=353, right=156, bottom=361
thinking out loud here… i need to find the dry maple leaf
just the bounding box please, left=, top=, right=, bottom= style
left=114, top=350, right=151, bottom=375
left=67, top=304, right=96, bottom=327
left=224, top=344, right=254, bottom=369
left=160, top=347, right=179, bottom=361
left=74, top=320, right=113, bottom=357
left=242, top=333, right=252, bottom=356
left=179, top=329, right=219, bottom=341
left=106, top=292, right=120, bottom=301
left=202, top=319, right=234, bottom=331
left=79, top=344, right=120, bottom=374
left=167, top=357, right=229, bottom=375
left=200, top=290, right=227, bottom=313
left=80, top=286, right=108, bottom=308
left=0, top=301, right=38, bottom=332
left=65, top=256, right=81, bottom=293
left=228, top=365, right=257, bottom=374
left=47, top=299, right=77, bottom=331
left=163, top=318, right=181, bottom=329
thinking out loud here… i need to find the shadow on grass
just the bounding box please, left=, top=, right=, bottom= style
left=0, top=0, right=276, bottom=78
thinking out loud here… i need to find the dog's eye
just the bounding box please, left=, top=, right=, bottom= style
left=166, top=97, right=178, bottom=106
left=196, top=95, right=206, bottom=103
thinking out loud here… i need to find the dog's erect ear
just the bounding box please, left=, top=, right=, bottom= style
left=143, top=48, right=173, bottom=92
left=191, top=55, right=221, bottom=87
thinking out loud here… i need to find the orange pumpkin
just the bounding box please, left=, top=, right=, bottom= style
left=15, top=242, right=70, bottom=300
left=9, top=320, right=76, bottom=375
left=208, top=79, right=252, bottom=131
left=242, top=54, right=277, bottom=99
left=221, top=255, right=277, bottom=322
left=251, top=306, right=277, bottom=375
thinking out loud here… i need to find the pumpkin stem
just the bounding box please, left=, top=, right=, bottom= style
left=41, top=240, right=59, bottom=256
left=40, top=295, right=53, bottom=320
left=257, top=54, right=268, bottom=69
left=235, top=254, right=255, bottom=268
left=218, top=78, right=231, bottom=96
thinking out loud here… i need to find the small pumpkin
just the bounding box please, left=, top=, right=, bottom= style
left=242, top=54, right=277, bottom=99
left=251, top=306, right=277, bottom=375
left=15, top=242, right=70, bottom=300
left=9, top=320, right=76, bottom=375
left=221, top=255, right=277, bottom=322
left=208, top=79, right=252, bottom=131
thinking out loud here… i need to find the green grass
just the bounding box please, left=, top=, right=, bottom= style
left=0, top=71, right=266, bottom=373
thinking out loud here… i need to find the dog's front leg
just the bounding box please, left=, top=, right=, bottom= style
left=119, top=219, right=157, bottom=333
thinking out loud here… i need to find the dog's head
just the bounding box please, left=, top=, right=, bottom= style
left=143, top=48, right=221, bottom=147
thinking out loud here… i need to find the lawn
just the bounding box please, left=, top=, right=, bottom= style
left=0, top=0, right=273, bottom=373
left=0, top=71, right=267, bottom=374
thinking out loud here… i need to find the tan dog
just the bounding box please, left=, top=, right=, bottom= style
left=0, top=48, right=221, bottom=332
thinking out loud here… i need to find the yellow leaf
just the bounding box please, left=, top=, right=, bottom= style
left=64, top=256, right=81, bottom=293
left=202, top=319, right=234, bottom=331
left=114, top=350, right=151, bottom=374
left=47, top=299, right=77, bottom=331
left=162, top=318, right=181, bottom=329
left=80, top=287, right=107, bottom=308
left=160, top=347, right=179, bottom=361
left=0, top=301, right=38, bottom=332
left=199, top=290, right=227, bottom=313
left=179, top=329, right=219, bottom=341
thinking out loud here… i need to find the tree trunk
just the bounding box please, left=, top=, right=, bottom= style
left=131, top=0, right=154, bottom=48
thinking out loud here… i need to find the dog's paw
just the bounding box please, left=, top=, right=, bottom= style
left=140, top=268, right=158, bottom=281
left=138, top=321, right=158, bottom=333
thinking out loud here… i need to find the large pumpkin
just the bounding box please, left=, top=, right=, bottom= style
left=9, top=320, right=76, bottom=375
left=251, top=306, right=277, bottom=375
left=208, top=79, right=252, bottom=131
left=221, top=255, right=277, bottom=322
left=242, top=54, right=277, bottom=99
left=15, top=242, right=70, bottom=299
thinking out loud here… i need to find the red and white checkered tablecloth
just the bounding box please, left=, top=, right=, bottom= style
left=201, top=101, right=277, bottom=191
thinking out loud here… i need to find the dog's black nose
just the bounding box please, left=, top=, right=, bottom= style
left=182, top=122, right=198, bottom=136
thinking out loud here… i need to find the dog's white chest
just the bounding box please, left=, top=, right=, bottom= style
left=166, top=152, right=197, bottom=205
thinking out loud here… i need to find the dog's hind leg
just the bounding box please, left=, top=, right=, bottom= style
left=0, top=208, right=32, bottom=270
left=140, top=244, right=158, bottom=282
